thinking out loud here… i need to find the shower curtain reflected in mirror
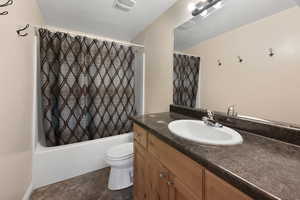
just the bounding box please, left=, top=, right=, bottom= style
left=173, top=54, right=200, bottom=108
left=39, top=29, right=137, bottom=147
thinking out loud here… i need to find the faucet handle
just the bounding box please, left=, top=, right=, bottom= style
left=207, top=110, right=214, bottom=119
left=227, top=105, right=237, bottom=117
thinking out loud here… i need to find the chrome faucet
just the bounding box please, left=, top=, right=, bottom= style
left=227, top=105, right=237, bottom=117
left=207, top=110, right=214, bottom=120
left=202, top=110, right=223, bottom=128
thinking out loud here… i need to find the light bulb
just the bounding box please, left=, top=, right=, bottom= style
left=213, top=1, right=223, bottom=9
left=188, top=3, right=196, bottom=11
left=200, top=9, right=208, bottom=17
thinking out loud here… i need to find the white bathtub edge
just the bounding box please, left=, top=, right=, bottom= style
left=33, top=133, right=133, bottom=189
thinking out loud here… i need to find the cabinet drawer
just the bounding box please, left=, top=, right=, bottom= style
left=205, top=170, right=252, bottom=200
left=148, top=134, right=204, bottom=199
left=133, top=124, right=148, bottom=148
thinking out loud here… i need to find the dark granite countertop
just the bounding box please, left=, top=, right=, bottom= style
left=131, top=112, right=300, bottom=200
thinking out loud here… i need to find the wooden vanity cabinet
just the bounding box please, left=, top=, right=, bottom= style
left=133, top=124, right=148, bottom=149
left=146, top=153, right=199, bottom=200
left=133, top=142, right=147, bottom=200
left=148, top=133, right=204, bottom=199
left=168, top=173, right=200, bottom=200
left=133, top=124, right=252, bottom=200
left=205, top=170, right=252, bottom=200
left=147, top=154, right=169, bottom=200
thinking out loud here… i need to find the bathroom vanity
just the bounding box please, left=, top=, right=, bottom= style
left=133, top=124, right=251, bottom=200
left=131, top=106, right=300, bottom=200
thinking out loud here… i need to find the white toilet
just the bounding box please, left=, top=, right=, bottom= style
left=106, top=142, right=134, bottom=190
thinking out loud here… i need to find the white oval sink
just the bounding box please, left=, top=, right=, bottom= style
left=168, top=120, right=243, bottom=146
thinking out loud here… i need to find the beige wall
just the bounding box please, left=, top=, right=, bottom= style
left=133, top=0, right=198, bottom=113
left=184, top=7, right=300, bottom=124
left=0, top=0, right=43, bottom=199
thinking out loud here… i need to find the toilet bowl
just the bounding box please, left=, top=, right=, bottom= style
left=106, top=142, right=134, bottom=190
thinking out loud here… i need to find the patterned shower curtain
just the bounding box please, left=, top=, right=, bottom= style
left=39, top=29, right=136, bottom=147
left=173, top=54, right=200, bottom=108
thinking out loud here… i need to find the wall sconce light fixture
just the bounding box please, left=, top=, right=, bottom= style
left=192, top=0, right=223, bottom=17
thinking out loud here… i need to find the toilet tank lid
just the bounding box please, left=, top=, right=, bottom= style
left=107, top=142, right=134, bottom=158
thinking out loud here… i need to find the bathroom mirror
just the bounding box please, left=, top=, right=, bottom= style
left=174, top=0, right=300, bottom=125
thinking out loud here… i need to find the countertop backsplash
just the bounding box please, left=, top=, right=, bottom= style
left=170, top=104, right=300, bottom=146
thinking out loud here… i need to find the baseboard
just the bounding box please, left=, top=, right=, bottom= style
left=22, top=183, right=32, bottom=200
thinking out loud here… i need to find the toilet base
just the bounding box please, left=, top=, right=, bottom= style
left=108, top=166, right=133, bottom=190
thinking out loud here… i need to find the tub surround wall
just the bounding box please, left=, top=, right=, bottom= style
left=0, top=1, right=44, bottom=199
left=184, top=6, right=300, bottom=125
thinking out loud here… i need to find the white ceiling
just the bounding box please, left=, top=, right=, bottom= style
left=175, top=0, right=299, bottom=51
left=38, top=0, right=178, bottom=41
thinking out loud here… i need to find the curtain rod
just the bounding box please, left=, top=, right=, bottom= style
left=33, top=25, right=144, bottom=48
left=174, top=51, right=200, bottom=58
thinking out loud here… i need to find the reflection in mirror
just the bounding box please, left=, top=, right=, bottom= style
left=174, top=0, right=300, bottom=126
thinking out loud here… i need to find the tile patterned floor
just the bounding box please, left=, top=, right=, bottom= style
left=30, top=168, right=133, bottom=200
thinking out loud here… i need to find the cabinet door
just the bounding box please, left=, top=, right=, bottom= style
left=134, top=143, right=148, bottom=200
left=205, top=170, right=252, bottom=200
left=147, top=155, right=169, bottom=200
left=169, top=174, right=200, bottom=200
left=148, top=134, right=204, bottom=198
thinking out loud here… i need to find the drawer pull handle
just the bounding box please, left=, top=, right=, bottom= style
left=159, top=172, right=167, bottom=179
left=159, top=172, right=168, bottom=178
left=167, top=181, right=173, bottom=186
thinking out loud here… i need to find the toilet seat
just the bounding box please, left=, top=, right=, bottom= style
left=106, top=142, right=133, bottom=161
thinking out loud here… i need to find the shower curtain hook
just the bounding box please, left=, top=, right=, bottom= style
left=238, top=56, right=243, bottom=63
left=0, top=11, right=8, bottom=15
left=16, top=24, right=30, bottom=37
left=0, top=0, right=13, bottom=15
left=0, top=0, right=13, bottom=7
left=269, top=48, right=274, bottom=57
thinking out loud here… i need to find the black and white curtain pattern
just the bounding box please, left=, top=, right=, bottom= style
left=39, top=28, right=137, bottom=147
left=173, top=54, right=200, bottom=108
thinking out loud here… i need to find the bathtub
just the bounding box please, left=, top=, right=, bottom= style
left=32, top=36, right=142, bottom=190
left=32, top=133, right=133, bottom=189
left=32, top=48, right=133, bottom=189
